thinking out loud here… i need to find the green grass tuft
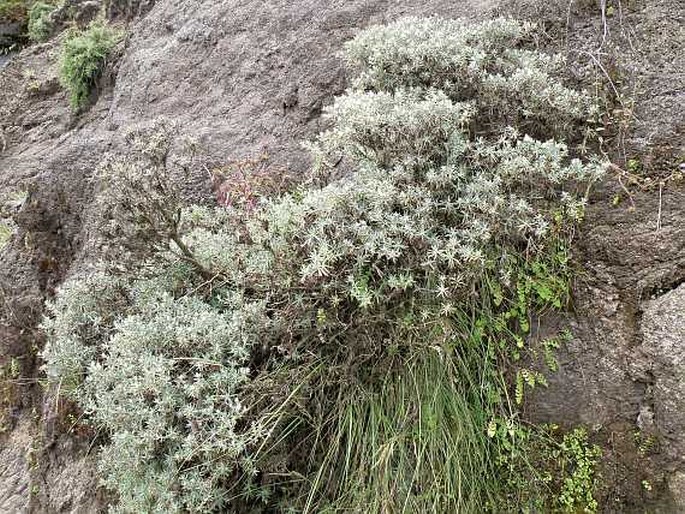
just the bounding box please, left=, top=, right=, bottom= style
left=312, top=349, right=498, bottom=513
left=27, top=1, right=56, bottom=42
left=59, top=21, right=121, bottom=109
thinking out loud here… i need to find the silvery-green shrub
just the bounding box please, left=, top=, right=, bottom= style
left=43, top=264, right=267, bottom=512
left=86, top=290, right=265, bottom=512
left=343, top=17, right=594, bottom=136
left=42, top=16, right=606, bottom=512
left=42, top=272, right=128, bottom=391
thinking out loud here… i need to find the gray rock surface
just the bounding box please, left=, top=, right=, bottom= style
left=0, top=418, right=31, bottom=513
left=642, top=284, right=685, bottom=463
left=0, top=22, right=22, bottom=49
left=0, top=51, right=15, bottom=69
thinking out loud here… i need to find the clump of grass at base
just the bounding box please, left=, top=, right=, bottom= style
left=59, top=21, right=121, bottom=109
left=27, top=1, right=56, bottom=42
left=307, top=349, right=500, bottom=513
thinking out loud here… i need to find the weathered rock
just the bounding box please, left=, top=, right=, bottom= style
left=0, top=418, right=32, bottom=513
left=49, top=0, right=103, bottom=33
left=0, top=22, right=22, bottom=49
left=668, top=471, right=685, bottom=509
left=642, top=284, right=685, bottom=463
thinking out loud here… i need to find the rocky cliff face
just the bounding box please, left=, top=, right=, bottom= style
left=0, top=0, right=683, bottom=511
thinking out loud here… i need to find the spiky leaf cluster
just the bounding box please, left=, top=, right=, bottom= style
left=343, top=17, right=594, bottom=136
left=88, top=289, right=265, bottom=513
left=44, top=267, right=267, bottom=512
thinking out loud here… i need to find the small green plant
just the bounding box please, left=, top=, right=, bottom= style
left=494, top=425, right=601, bottom=512
left=557, top=428, right=602, bottom=512
left=59, top=21, right=121, bottom=109
left=627, top=157, right=642, bottom=175
left=27, top=1, right=56, bottom=42
left=633, top=430, right=658, bottom=456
